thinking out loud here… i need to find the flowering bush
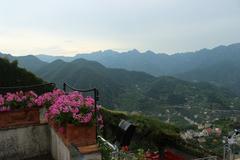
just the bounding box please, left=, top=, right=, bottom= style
left=46, top=91, right=99, bottom=126
left=0, top=89, right=104, bottom=128
left=0, top=90, right=38, bottom=112
left=34, top=89, right=64, bottom=109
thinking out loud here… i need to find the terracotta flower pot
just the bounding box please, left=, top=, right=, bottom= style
left=48, top=119, right=67, bottom=142
left=48, top=119, right=57, bottom=130
left=0, top=108, right=40, bottom=128
left=66, top=124, right=96, bottom=146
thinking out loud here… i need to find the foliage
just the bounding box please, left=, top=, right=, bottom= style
left=98, top=138, right=113, bottom=160
left=42, top=90, right=105, bottom=128
left=100, top=108, right=224, bottom=158
left=0, top=89, right=64, bottom=112
left=0, top=58, right=54, bottom=95
left=0, top=58, right=43, bottom=88
left=0, top=90, right=38, bottom=111
left=101, top=108, right=180, bottom=149
left=35, top=89, right=65, bottom=109
left=45, top=90, right=102, bottom=126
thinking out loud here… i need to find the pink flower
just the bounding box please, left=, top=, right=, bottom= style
left=0, top=90, right=41, bottom=111
left=34, top=89, right=65, bottom=108
left=70, top=107, right=79, bottom=114
left=0, top=95, right=4, bottom=106
left=62, top=106, right=70, bottom=113
left=5, top=93, right=15, bottom=102
left=97, top=114, right=104, bottom=129
left=52, top=89, right=65, bottom=97
left=50, top=107, right=60, bottom=116
left=79, top=113, right=93, bottom=123
left=85, top=97, right=95, bottom=107
left=44, top=90, right=103, bottom=127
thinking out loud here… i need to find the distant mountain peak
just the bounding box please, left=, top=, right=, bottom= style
left=198, top=48, right=209, bottom=52
left=228, top=42, right=240, bottom=48
left=212, top=45, right=226, bottom=51
left=102, top=49, right=119, bottom=54
left=211, top=43, right=240, bottom=51
left=71, top=58, right=106, bottom=68
left=144, top=50, right=155, bottom=54
left=72, top=58, right=89, bottom=62
left=50, top=59, right=65, bottom=65
left=125, top=49, right=140, bottom=54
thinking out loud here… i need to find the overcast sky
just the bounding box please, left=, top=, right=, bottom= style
left=0, top=0, right=240, bottom=56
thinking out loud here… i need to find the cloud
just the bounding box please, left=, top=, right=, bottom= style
left=0, top=0, right=239, bottom=55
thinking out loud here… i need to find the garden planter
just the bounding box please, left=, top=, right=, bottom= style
left=0, top=108, right=40, bottom=128
left=48, top=118, right=59, bottom=131
left=66, top=124, right=96, bottom=146
left=48, top=119, right=67, bottom=140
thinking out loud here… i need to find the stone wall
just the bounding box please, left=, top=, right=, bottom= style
left=0, top=124, right=50, bottom=160
left=0, top=124, right=101, bottom=160
left=50, top=127, right=70, bottom=160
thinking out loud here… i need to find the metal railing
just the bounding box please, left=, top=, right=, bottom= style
left=98, top=135, right=118, bottom=151
left=0, top=83, right=56, bottom=95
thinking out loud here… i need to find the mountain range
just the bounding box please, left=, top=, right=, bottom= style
left=34, top=58, right=239, bottom=113
left=1, top=43, right=240, bottom=125
left=36, top=43, right=240, bottom=76
left=1, top=43, right=240, bottom=95
left=0, top=52, right=47, bottom=72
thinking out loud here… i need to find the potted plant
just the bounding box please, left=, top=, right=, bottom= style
left=0, top=91, right=40, bottom=128
left=46, top=91, right=100, bottom=146
left=34, top=89, right=64, bottom=123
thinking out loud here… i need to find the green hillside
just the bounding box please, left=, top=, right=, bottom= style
left=176, top=61, right=240, bottom=95
left=0, top=53, right=47, bottom=72
left=0, top=58, right=43, bottom=87
left=101, top=108, right=220, bottom=158
left=36, top=58, right=154, bottom=105
left=34, top=58, right=240, bottom=126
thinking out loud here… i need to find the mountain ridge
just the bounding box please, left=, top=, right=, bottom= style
left=36, top=43, right=240, bottom=62
left=34, top=58, right=239, bottom=115
left=1, top=42, right=240, bottom=95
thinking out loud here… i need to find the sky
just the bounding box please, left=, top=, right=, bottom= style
left=0, top=0, right=240, bottom=56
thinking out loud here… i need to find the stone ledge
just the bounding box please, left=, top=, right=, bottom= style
left=0, top=123, right=47, bottom=131
left=78, top=144, right=100, bottom=154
